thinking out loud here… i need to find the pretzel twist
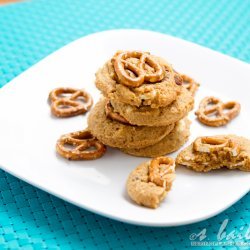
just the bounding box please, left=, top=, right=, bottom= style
left=113, top=51, right=165, bottom=87
left=193, top=136, right=240, bottom=156
left=56, top=130, right=106, bottom=160
left=149, top=157, right=175, bottom=191
left=49, top=88, right=93, bottom=117
left=195, top=96, right=240, bottom=127
left=181, top=74, right=199, bottom=96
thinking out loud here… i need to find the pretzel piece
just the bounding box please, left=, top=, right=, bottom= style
left=174, top=72, right=183, bottom=86
left=49, top=87, right=93, bottom=117
left=181, top=74, right=200, bottom=96
left=149, top=157, right=175, bottom=191
left=105, top=101, right=130, bottom=125
left=193, top=136, right=240, bottom=156
left=113, top=51, right=165, bottom=87
left=195, top=96, right=240, bottom=127
left=56, top=130, right=106, bottom=160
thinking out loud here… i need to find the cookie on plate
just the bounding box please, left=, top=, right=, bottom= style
left=127, top=157, right=176, bottom=208
left=176, top=135, right=250, bottom=172
left=122, top=118, right=190, bottom=157
left=110, top=88, right=194, bottom=126
left=87, top=98, right=175, bottom=149
left=95, top=51, right=181, bottom=108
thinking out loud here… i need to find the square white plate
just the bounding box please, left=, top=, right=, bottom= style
left=0, top=29, right=249, bottom=227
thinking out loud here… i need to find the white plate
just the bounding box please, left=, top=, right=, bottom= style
left=0, top=30, right=249, bottom=227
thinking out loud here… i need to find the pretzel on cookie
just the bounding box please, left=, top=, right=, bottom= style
left=181, top=74, right=200, bottom=96
left=49, top=87, right=93, bottom=117
left=56, top=129, right=106, bottom=160
left=193, top=136, right=240, bottom=156
left=173, top=72, right=183, bottom=86
left=126, top=156, right=176, bottom=208
left=105, top=101, right=130, bottom=125
left=149, top=156, right=175, bottom=191
left=113, top=51, right=165, bottom=87
left=195, top=96, right=240, bottom=127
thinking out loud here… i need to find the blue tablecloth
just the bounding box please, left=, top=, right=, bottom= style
left=0, top=0, right=249, bottom=249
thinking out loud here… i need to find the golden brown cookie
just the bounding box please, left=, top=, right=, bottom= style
left=126, top=157, right=176, bottom=208
left=87, top=98, right=175, bottom=149
left=95, top=53, right=181, bottom=108
left=122, top=118, right=191, bottom=157
left=176, top=135, right=250, bottom=172
left=110, top=88, right=194, bottom=126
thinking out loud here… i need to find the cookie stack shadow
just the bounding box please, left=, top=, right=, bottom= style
left=88, top=51, right=195, bottom=157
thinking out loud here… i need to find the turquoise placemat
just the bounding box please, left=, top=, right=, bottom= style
left=0, top=0, right=249, bottom=249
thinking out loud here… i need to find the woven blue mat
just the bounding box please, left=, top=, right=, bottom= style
left=0, top=0, right=249, bottom=249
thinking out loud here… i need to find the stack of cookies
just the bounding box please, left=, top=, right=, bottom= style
left=88, top=51, right=195, bottom=157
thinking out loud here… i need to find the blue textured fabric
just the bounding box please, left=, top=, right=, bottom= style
left=0, top=0, right=249, bottom=249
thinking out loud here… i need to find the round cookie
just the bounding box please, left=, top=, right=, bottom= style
left=87, top=98, right=175, bottom=149
left=111, top=88, right=194, bottom=126
left=122, top=118, right=191, bottom=157
left=95, top=55, right=181, bottom=108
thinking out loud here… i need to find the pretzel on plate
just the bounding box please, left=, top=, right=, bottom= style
left=49, top=87, right=93, bottom=117
left=56, top=129, right=106, bottom=160
left=195, top=96, right=240, bottom=127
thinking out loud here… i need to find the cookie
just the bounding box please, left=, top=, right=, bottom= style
left=122, top=118, right=191, bottom=157
left=87, top=98, right=175, bottom=149
left=95, top=54, right=181, bottom=108
left=176, top=135, right=250, bottom=172
left=110, top=88, right=193, bottom=126
left=126, top=157, right=176, bottom=208
left=126, top=157, right=175, bottom=208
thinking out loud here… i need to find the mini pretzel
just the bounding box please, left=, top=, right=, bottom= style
left=195, top=96, right=240, bottom=127
left=149, top=157, right=175, bottom=191
left=105, top=101, right=130, bottom=125
left=193, top=136, right=240, bottom=156
left=113, top=51, right=165, bottom=87
left=181, top=74, right=199, bottom=96
left=49, top=88, right=93, bottom=117
left=56, top=129, right=106, bottom=160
